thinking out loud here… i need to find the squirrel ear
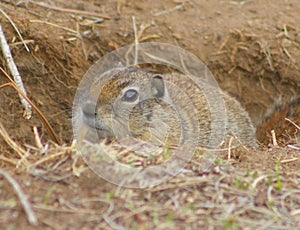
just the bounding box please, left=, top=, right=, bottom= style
left=150, top=74, right=165, bottom=98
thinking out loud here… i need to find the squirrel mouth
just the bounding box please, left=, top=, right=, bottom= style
left=82, top=114, right=115, bottom=142
left=79, top=102, right=108, bottom=131
left=82, top=114, right=111, bottom=132
left=80, top=107, right=110, bottom=131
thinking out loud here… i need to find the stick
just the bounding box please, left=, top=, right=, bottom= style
left=271, top=130, right=278, bottom=146
left=0, top=121, right=29, bottom=166
left=28, top=1, right=111, bottom=19
left=227, top=136, right=234, bottom=159
left=33, top=126, right=44, bottom=150
left=287, top=145, right=300, bottom=150
left=0, top=69, right=60, bottom=144
left=0, top=9, right=30, bottom=52
left=0, top=168, right=38, bottom=225
left=153, top=4, right=184, bottom=17
left=0, top=24, right=32, bottom=119
left=280, top=157, right=299, bottom=163
left=285, top=118, right=300, bottom=130
left=132, top=16, right=138, bottom=65
left=30, top=20, right=78, bottom=34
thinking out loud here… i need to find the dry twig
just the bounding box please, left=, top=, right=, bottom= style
left=132, top=16, right=138, bottom=65
left=33, top=126, right=44, bottom=150
left=227, top=136, right=234, bottom=159
left=153, top=4, right=184, bottom=17
left=0, top=67, right=60, bottom=144
left=31, top=148, right=72, bottom=167
left=287, top=145, right=300, bottom=150
left=0, top=168, right=38, bottom=225
left=0, top=24, right=32, bottom=118
left=0, top=121, right=29, bottom=166
left=280, top=158, right=299, bottom=163
left=0, top=9, right=30, bottom=52
left=285, top=118, right=300, bottom=130
left=29, top=20, right=78, bottom=34
left=271, top=130, right=278, bottom=146
left=27, top=1, right=111, bottom=19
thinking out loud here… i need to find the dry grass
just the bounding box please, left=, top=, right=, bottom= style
left=0, top=121, right=299, bottom=229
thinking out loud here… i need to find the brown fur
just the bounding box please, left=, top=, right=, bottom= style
left=82, top=68, right=257, bottom=148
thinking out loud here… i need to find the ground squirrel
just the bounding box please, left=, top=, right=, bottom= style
left=80, top=67, right=257, bottom=148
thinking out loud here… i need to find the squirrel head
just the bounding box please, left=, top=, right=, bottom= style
left=81, top=68, right=179, bottom=144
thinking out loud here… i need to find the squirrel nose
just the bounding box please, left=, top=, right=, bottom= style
left=82, top=101, right=97, bottom=118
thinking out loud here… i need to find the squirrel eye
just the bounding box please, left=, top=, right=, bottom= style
left=122, top=89, right=138, bottom=102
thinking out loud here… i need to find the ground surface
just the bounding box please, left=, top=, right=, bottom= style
left=0, top=0, right=299, bottom=229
